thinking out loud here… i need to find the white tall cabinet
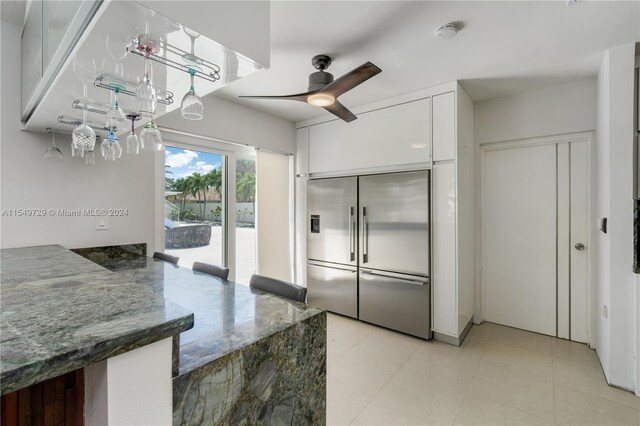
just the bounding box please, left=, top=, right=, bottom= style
left=431, top=88, right=475, bottom=344
left=295, top=82, right=474, bottom=345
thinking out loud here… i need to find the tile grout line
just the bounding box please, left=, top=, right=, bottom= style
left=451, top=325, right=492, bottom=426
left=468, top=325, right=559, bottom=424
left=552, top=354, right=559, bottom=425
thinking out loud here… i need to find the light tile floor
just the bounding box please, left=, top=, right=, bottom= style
left=326, top=313, right=640, bottom=426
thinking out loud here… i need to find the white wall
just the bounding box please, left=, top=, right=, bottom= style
left=1, top=21, right=157, bottom=250
left=473, top=78, right=598, bottom=324
left=594, top=52, right=612, bottom=381
left=474, top=78, right=597, bottom=144
left=85, top=338, right=173, bottom=425
left=157, top=95, right=295, bottom=155
left=1, top=20, right=295, bottom=253
left=593, top=43, right=637, bottom=392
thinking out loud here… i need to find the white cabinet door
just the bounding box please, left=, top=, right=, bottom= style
left=432, top=162, right=457, bottom=336
left=308, top=99, right=430, bottom=174
left=432, top=92, right=455, bottom=161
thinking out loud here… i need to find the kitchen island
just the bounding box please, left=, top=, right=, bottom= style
left=0, top=245, right=326, bottom=425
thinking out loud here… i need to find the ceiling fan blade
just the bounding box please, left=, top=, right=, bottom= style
left=238, top=91, right=316, bottom=102
left=323, top=100, right=357, bottom=123
left=320, top=62, right=381, bottom=98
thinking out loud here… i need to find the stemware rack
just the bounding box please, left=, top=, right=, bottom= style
left=57, top=114, right=110, bottom=131
left=94, top=74, right=174, bottom=105
left=71, top=99, right=111, bottom=115
left=126, top=35, right=222, bottom=84
left=46, top=126, right=101, bottom=141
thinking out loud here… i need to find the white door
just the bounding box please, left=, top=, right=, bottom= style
left=569, top=141, right=589, bottom=342
left=483, top=139, right=589, bottom=340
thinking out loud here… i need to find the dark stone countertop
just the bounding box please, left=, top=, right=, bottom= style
left=0, top=245, right=195, bottom=395
left=92, top=256, right=325, bottom=376
left=1, top=244, right=324, bottom=395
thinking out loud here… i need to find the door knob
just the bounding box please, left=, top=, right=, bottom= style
left=574, top=243, right=585, bottom=250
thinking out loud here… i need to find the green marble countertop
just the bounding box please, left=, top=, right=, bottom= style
left=0, top=245, right=195, bottom=395
left=88, top=255, right=325, bottom=376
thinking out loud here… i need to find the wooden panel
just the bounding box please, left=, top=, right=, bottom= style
left=30, top=383, right=43, bottom=426
left=3, top=392, right=17, bottom=426
left=43, top=381, right=54, bottom=426
left=432, top=92, right=455, bottom=161
left=1, top=370, right=83, bottom=426
left=53, top=377, right=64, bottom=425
left=17, top=388, right=30, bottom=426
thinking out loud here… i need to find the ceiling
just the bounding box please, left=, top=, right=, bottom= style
left=215, top=0, right=640, bottom=123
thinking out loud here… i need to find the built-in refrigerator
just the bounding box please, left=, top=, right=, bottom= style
left=307, top=170, right=431, bottom=339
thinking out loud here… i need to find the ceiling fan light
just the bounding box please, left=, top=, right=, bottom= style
left=307, top=93, right=335, bottom=107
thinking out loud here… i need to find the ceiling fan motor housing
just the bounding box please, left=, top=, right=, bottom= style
left=308, top=71, right=334, bottom=91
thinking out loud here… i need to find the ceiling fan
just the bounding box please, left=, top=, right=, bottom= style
left=239, top=55, right=382, bottom=123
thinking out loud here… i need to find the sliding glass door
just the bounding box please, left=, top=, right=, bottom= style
left=235, top=152, right=256, bottom=284
left=164, top=145, right=226, bottom=269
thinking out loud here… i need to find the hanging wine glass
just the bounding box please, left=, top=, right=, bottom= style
left=135, top=34, right=159, bottom=115
left=125, top=113, right=141, bottom=154
left=72, top=56, right=97, bottom=154
left=85, top=150, right=96, bottom=166
left=140, top=116, right=163, bottom=151
left=101, top=130, right=122, bottom=161
left=181, top=30, right=203, bottom=120
left=44, top=130, right=63, bottom=160
left=105, top=88, right=126, bottom=132
left=181, top=69, right=203, bottom=120
left=105, top=32, right=129, bottom=75
left=72, top=112, right=96, bottom=157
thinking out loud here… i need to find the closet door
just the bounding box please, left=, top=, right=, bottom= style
left=483, top=140, right=590, bottom=340
left=569, top=141, right=589, bottom=343
left=483, top=144, right=557, bottom=336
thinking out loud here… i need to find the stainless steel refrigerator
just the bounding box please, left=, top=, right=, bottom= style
left=307, top=170, right=431, bottom=339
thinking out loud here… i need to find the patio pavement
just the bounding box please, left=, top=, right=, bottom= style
left=166, top=225, right=256, bottom=285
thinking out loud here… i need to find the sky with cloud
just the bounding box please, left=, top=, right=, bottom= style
left=165, top=146, right=222, bottom=179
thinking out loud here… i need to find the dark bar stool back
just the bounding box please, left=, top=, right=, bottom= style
left=153, top=252, right=179, bottom=265
left=192, top=262, right=230, bottom=280
left=249, top=274, right=307, bottom=303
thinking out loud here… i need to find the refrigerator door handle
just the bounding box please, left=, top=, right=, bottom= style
left=362, top=206, right=368, bottom=263
left=360, top=269, right=428, bottom=285
left=348, top=207, right=355, bottom=261
left=308, top=261, right=357, bottom=273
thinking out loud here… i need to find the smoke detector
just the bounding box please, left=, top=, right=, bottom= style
left=435, top=23, right=458, bottom=40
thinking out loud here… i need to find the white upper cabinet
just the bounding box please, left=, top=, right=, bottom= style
left=308, top=98, right=431, bottom=175
left=432, top=92, right=456, bottom=161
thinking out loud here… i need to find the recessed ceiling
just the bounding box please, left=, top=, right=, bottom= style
left=215, top=0, right=639, bottom=123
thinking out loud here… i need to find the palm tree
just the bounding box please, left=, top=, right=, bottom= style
left=172, top=178, right=189, bottom=220
left=187, top=173, right=204, bottom=221
left=237, top=169, right=255, bottom=224
left=202, top=169, right=222, bottom=221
